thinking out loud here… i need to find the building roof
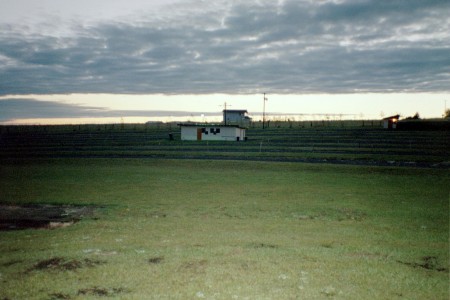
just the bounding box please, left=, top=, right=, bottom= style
left=222, top=109, right=248, bottom=113
left=177, top=123, right=246, bottom=129
left=382, top=114, right=400, bottom=120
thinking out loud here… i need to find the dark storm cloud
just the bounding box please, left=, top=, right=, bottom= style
left=0, top=0, right=449, bottom=95
left=0, top=99, right=105, bottom=120
left=0, top=99, right=211, bottom=121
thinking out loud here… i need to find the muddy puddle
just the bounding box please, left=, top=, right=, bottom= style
left=0, top=204, right=96, bottom=230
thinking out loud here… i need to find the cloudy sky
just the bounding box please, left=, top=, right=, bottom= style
left=0, top=0, right=449, bottom=124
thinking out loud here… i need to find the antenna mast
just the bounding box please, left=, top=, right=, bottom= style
left=263, top=93, right=268, bottom=129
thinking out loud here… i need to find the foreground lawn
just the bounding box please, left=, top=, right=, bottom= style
left=0, top=159, right=448, bottom=299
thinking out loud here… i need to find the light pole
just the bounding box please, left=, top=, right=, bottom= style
left=263, top=93, right=268, bottom=129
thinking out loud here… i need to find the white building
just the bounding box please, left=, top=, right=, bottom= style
left=178, top=124, right=246, bottom=141
left=223, top=110, right=252, bottom=126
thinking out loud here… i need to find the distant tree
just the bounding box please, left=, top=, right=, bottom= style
left=444, top=109, right=450, bottom=119
left=405, top=112, right=420, bottom=120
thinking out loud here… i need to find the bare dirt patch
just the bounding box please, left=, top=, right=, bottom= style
left=250, top=243, right=278, bottom=249
left=398, top=256, right=448, bottom=272
left=77, top=287, right=129, bottom=297
left=179, top=259, right=208, bottom=274
left=1, top=259, right=23, bottom=267
left=26, top=257, right=105, bottom=273
left=148, top=256, right=164, bottom=264
left=47, top=287, right=130, bottom=299
left=0, top=204, right=96, bottom=230
left=48, top=292, right=71, bottom=300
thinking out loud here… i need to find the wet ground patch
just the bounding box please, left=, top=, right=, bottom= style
left=0, top=204, right=97, bottom=230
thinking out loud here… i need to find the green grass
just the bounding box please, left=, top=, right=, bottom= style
left=0, top=159, right=448, bottom=299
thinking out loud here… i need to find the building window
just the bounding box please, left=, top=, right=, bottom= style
left=208, top=128, right=221, bottom=135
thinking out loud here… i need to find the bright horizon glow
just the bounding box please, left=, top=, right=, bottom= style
left=0, top=92, right=448, bottom=125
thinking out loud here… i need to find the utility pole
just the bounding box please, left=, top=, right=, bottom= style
left=262, top=93, right=268, bottom=129
left=224, top=102, right=227, bottom=126
left=220, top=102, right=231, bottom=125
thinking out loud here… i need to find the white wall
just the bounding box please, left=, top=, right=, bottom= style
left=180, top=126, right=199, bottom=140
left=180, top=126, right=246, bottom=141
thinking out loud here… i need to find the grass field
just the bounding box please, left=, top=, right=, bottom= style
left=1, top=122, right=449, bottom=166
left=0, top=124, right=449, bottom=299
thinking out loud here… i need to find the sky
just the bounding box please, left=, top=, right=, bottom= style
left=0, top=0, right=449, bottom=124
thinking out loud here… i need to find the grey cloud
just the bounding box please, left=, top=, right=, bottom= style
left=0, top=0, right=449, bottom=95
